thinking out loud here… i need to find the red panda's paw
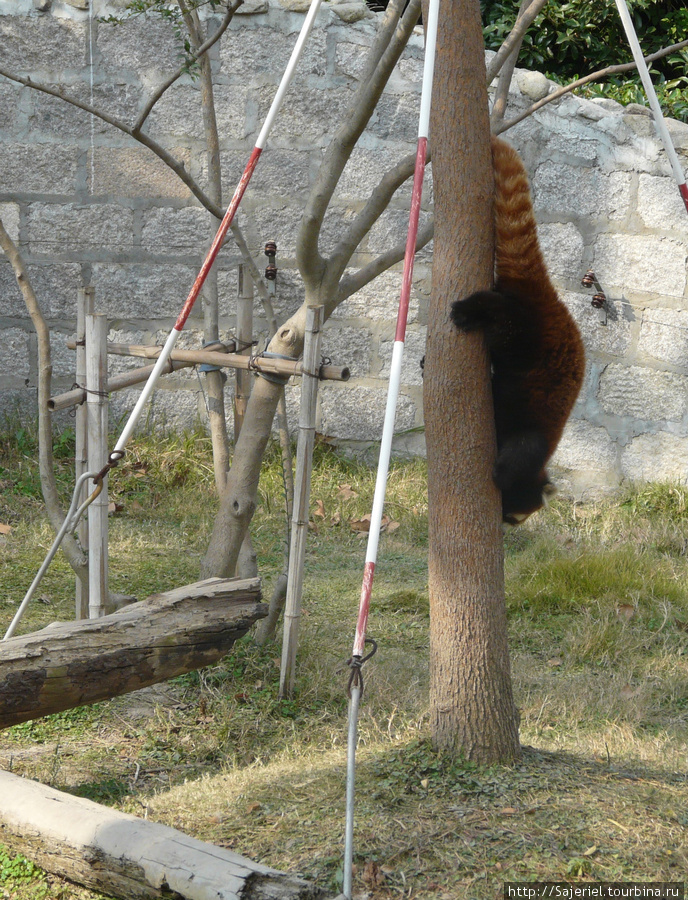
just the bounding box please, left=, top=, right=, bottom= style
left=450, top=290, right=506, bottom=332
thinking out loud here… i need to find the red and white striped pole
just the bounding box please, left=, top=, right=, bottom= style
left=340, top=1, right=439, bottom=896
left=112, top=0, right=324, bottom=458
left=614, top=0, right=688, bottom=215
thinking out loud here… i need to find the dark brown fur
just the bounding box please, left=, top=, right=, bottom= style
left=450, top=136, right=585, bottom=524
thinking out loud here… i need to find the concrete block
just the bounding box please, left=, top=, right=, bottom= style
left=551, top=417, right=617, bottom=472
left=319, top=383, right=416, bottom=441
left=248, top=149, right=312, bottom=200
left=621, top=431, right=688, bottom=482
left=3, top=328, right=31, bottom=378
left=335, top=40, right=370, bottom=81
left=91, top=262, right=199, bottom=318
left=637, top=174, right=688, bottom=232
left=0, top=143, right=78, bottom=195
left=562, top=291, right=632, bottom=358
left=220, top=26, right=325, bottom=78
left=89, top=146, right=193, bottom=200
left=598, top=363, right=688, bottom=422
left=368, top=90, right=421, bottom=144
left=333, top=268, right=406, bottom=323
left=0, top=261, right=83, bottom=318
left=377, top=328, right=426, bottom=386
left=320, top=322, right=370, bottom=378
left=27, top=203, right=135, bottom=255
left=538, top=222, right=585, bottom=282
left=141, top=206, right=210, bottom=253
left=256, top=83, right=350, bottom=146
left=97, top=15, right=180, bottom=75
left=28, top=82, right=142, bottom=140
left=49, top=329, right=77, bottom=377
left=593, top=234, right=687, bottom=298
left=0, top=15, right=85, bottom=72
left=0, top=203, right=20, bottom=243
left=637, top=308, right=688, bottom=367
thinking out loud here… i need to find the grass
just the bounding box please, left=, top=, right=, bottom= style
left=0, top=423, right=687, bottom=898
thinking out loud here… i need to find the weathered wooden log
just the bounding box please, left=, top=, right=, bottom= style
left=0, top=770, right=326, bottom=900
left=0, top=577, right=265, bottom=729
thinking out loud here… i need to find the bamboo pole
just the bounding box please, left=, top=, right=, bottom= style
left=74, top=287, right=93, bottom=619
left=86, top=314, right=108, bottom=619
left=63, top=341, right=350, bottom=382
left=234, top=265, right=254, bottom=437
left=278, top=305, right=323, bottom=699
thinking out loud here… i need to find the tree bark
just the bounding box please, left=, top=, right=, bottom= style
left=0, top=578, right=264, bottom=729
left=0, top=771, right=325, bottom=900
left=422, top=0, right=520, bottom=763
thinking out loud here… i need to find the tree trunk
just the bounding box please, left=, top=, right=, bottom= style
left=0, top=771, right=325, bottom=900
left=0, top=578, right=264, bottom=729
left=422, top=0, right=520, bottom=762
left=200, top=312, right=304, bottom=579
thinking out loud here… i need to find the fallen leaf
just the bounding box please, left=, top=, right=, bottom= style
left=362, top=860, right=385, bottom=887
left=583, top=845, right=598, bottom=857
left=0, top=523, right=12, bottom=535
left=350, top=514, right=372, bottom=533
left=547, top=656, right=563, bottom=667
left=617, top=603, right=635, bottom=620
left=108, top=501, right=124, bottom=515
left=246, top=801, right=262, bottom=814
left=130, top=500, right=144, bottom=512
left=385, top=520, right=400, bottom=533
left=337, top=483, right=358, bottom=500
left=330, top=511, right=341, bottom=526
left=500, top=807, right=518, bottom=815
left=619, top=683, right=640, bottom=700
left=420, top=778, right=429, bottom=790
left=312, top=499, right=326, bottom=519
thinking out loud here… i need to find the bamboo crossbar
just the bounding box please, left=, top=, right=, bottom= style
left=64, top=340, right=350, bottom=383
left=49, top=359, right=193, bottom=411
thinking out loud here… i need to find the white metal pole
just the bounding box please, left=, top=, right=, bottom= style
left=614, top=0, right=688, bottom=212
left=340, top=0, right=440, bottom=894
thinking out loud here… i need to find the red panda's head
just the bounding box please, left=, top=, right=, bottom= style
left=502, top=474, right=556, bottom=526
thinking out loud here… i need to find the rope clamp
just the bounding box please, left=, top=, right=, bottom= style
left=346, top=637, right=378, bottom=697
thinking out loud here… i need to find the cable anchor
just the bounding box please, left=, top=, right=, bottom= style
left=346, top=637, right=378, bottom=697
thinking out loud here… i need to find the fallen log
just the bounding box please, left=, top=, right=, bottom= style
left=0, top=577, right=265, bottom=729
left=0, top=770, right=326, bottom=900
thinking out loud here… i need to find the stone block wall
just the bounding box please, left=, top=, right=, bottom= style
left=1, top=0, right=688, bottom=493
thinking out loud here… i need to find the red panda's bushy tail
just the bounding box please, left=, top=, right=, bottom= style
left=491, top=135, right=551, bottom=296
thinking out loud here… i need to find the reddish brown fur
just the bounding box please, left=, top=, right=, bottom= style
left=450, top=136, right=585, bottom=522
left=492, top=136, right=585, bottom=458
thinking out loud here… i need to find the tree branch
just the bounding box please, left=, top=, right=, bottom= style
left=334, top=219, right=434, bottom=311
left=133, top=0, right=241, bottom=134
left=484, top=0, right=547, bottom=87
left=0, top=217, right=87, bottom=576
left=297, top=0, right=421, bottom=296
left=494, top=37, right=688, bottom=135
left=490, top=0, right=537, bottom=127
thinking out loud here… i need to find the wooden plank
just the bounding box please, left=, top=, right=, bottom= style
left=0, top=578, right=265, bottom=729
left=0, top=770, right=326, bottom=900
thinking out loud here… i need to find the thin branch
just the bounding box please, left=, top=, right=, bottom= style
left=0, top=217, right=87, bottom=575
left=484, top=0, right=547, bottom=87
left=491, top=0, right=537, bottom=127
left=297, top=0, right=422, bottom=295
left=495, top=37, right=688, bottom=135
left=134, top=0, right=241, bottom=134
left=329, top=147, right=432, bottom=287
left=0, top=67, right=224, bottom=216
left=334, top=219, right=434, bottom=312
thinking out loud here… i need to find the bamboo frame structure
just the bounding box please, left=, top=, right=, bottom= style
left=86, top=313, right=109, bottom=619
left=278, top=305, right=323, bottom=699
left=51, top=341, right=349, bottom=412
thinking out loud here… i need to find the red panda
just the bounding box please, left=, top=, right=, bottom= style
left=450, top=135, right=585, bottom=525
